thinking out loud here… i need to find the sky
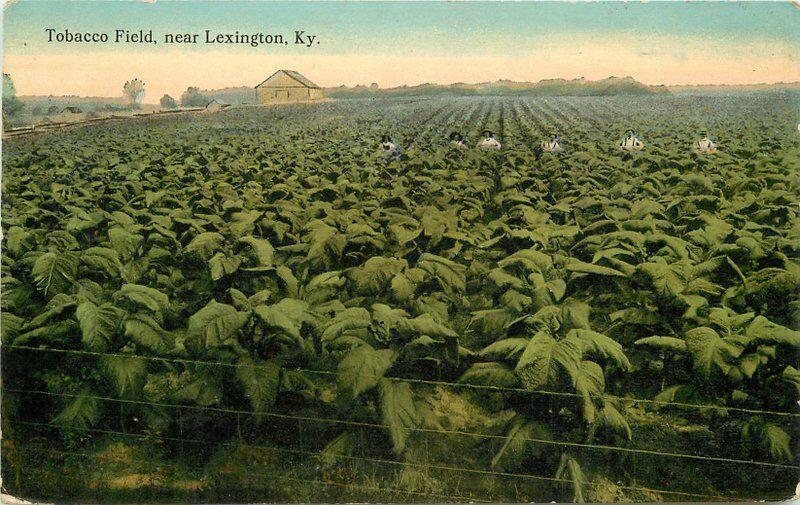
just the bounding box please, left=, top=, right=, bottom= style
left=3, top=1, right=799, bottom=103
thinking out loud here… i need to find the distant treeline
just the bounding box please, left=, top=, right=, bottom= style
left=325, top=77, right=670, bottom=99
left=124, top=77, right=670, bottom=106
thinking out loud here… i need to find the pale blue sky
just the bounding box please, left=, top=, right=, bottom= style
left=3, top=1, right=799, bottom=98
left=5, top=1, right=799, bottom=56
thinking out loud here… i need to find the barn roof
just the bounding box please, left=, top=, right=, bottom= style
left=255, top=70, right=321, bottom=89
left=205, top=99, right=231, bottom=109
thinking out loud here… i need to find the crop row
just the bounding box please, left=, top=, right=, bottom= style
left=2, top=94, right=798, bottom=501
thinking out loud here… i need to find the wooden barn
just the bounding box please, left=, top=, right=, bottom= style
left=255, top=70, right=323, bottom=104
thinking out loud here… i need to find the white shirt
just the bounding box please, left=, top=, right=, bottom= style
left=620, top=136, right=644, bottom=150
left=478, top=137, right=502, bottom=150
left=542, top=138, right=563, bottom=153
left=381, top=141, right=401, bottom=157
left=695, top=138, right=717, bottom=152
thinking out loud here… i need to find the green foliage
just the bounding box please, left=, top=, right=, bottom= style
left=180, top=86, right=209, bottom=107
left=634, top=336, right=687, bottom=352
left=32, top=251, right=78, bottom=298
left=685, top=327, right=742, bottom=377
left=145, top=370, right=222, bottom=407
left=114, top=284, right=169, bottom=314
left=379, top=379, right=419, bottom=454
left=742, top=419, right=793, bottom=461
left=574, top=360, right=605, bottom=423
left=337, top=345, right=396, bottom=398
left=123, top=313, right=172, bottom=353
left=3, top=73, right=24, bottom=117
left=318, top=432, right=357, bottom=466
left=76, top=302, right=124, bottom=351
left=100, top=355, right=147, bottom=397
left=491, top=417, right=551, bottom=468
left=2, top=94, right=798, bottom=501
left=556, top=454, right=586, bottom=503
left=235, top=356, right=280, bottom=412
left=53, top=391, right=101, bottom=430
left=186, top=300, right=248, bottom=351
left=459, top=362, right=519, bottom=388
left=515, top=331, right=580, bottom=389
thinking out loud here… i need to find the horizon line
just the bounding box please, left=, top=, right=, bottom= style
left=14, top=77, right=800, bottom=101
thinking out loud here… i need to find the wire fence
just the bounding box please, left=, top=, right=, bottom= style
left=5, top=419, right=735, bottom=501
left=3, top=343, right=798, bottom=502
left=7, top=344, right=800, bottom=418
left=5, top=387, right=799, bottom=471
left=19, top=443, right=489, bottom=502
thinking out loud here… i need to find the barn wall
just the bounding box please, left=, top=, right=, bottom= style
left=256, top=86, right=323, bottom=104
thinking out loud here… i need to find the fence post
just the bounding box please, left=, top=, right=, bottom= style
left=178, top=407, right=184, bottom=459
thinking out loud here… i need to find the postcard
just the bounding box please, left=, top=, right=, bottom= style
left=1, top=1, right=798, bottom=503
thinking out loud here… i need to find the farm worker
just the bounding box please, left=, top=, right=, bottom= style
left=620, top=129, right=644, bottom=151
left=477, top=129, right=502, bottom=150
left=541, top=131, right=563, bottom=153
left=380, top=134, right=402, bottom=159
left=449, top=131, right=468, bottom=148
left=694, top=130, right=718, bottom=153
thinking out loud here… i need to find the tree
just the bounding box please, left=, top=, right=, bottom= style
left=180, top=87, right=209, bottom=107
left=159, top=94, right=177, bottom=109
left=123, top=78, right=145, bottom=108
left=3, top=74, right=24, bottom=117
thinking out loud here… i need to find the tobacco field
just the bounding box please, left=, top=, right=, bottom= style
left=1, top=94, right=799, bottom=502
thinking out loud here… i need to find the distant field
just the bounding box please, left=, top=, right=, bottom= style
left=2, top=94, right=798, bottom=502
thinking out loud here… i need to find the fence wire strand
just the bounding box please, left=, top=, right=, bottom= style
left=6, top=387, right=799, bottom=471
left=9, top=419, right=731, bottom=501
left=19, top=444, right=488, bottom=502
left=6, top=344, right=799, bottom=418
